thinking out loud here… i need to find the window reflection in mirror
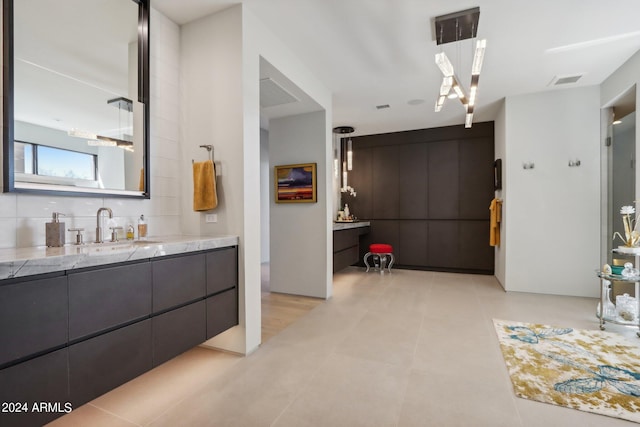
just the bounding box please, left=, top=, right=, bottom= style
left=5, top=0, right=149, bottom=196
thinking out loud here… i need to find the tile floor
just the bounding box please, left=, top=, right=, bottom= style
left=48, top=268, right=640, bottom=426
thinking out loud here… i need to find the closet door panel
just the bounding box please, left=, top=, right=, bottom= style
left=459, top=138, right=494, bottom=219
left=428, top=141, right=459, bottom=219
left=459, top=221, right=494, bottom=271
left=427, top=221, right=460, bottom=268
left=398, top=221, right=428, bottom=266
left=399, top=143, right=428, bottom=219
left=372, top=146, right=399, bottom=219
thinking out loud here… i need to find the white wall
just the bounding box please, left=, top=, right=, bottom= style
left=260, top=128, right=270, bottom=263
left=180, top=5, right=331, bottom=354
left=243, top=8, right=332, bottom=298
left=180, top=6, right=254, bottom=355
left=503, top=86, right=601, bottom=297
left=493, top=100, right=506, bottom=289
left=0, top=8, right=182, bottom=248
left=269, top=112, right=330, bottom=298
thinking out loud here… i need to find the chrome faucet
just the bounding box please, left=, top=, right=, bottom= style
left=95, top=207, right=113, bottom=243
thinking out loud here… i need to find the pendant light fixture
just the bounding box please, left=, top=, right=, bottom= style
left=433, top=7, right=486, bottom=128
left=333, top=126, right=355, bottom=190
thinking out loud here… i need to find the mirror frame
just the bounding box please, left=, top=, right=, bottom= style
left=2, top=0, right=150, bottom=198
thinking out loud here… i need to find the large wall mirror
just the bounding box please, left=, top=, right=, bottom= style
left=2, top=0, right=150, bottom=198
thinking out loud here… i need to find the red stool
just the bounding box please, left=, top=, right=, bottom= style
left=364, top=243, right=394, bottom=274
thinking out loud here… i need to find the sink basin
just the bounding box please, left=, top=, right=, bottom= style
left=79, top=240, right=162, bottom=253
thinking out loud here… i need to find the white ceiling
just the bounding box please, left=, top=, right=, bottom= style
left=153, top=0, right=640, bottom=137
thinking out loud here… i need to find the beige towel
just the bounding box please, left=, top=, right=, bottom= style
left=489, top=198, right=502, bottom=247
left=139, top=168, right=145, bottom=192
left=193, top=160, right=217, bottom=211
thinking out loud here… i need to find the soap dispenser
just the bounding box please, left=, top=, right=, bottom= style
left=46, top=212, right=66, bottom=247
left=138, top=215, right=147, bottom=240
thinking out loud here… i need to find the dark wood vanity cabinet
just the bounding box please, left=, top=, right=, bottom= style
left=333, top=227, right=370, bottom=273
left=0, top=245, right=238, bottom=427
left=0, top=275, right=67, bottom=367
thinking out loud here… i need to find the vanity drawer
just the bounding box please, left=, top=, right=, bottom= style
left=206, top=246, right=238, bottom=295
left=152, top=301, right=206, bottom=366
left=0, top=348, right=69, bottom=427
left=0, top=275, right=67, bottom=367
left=206, top=288, right=238, bottom=339
left=69, top=319, right=152, bottom=407
left=152, top=253, right=206, bottom=312
left=68, top=262, right=152, bottom=341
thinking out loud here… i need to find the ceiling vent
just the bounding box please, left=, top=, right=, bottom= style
left=376, top=104, right=390, bottom=110
left=260, top=78, right=299, bottom=108
left=550, top=74, right=583, bottom=86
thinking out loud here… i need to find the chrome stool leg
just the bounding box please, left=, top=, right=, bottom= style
left=364, top=252, right=373, bottom=272
left=387, top=253, right=395, bottom=273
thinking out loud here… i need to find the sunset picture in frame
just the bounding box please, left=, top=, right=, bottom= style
left=275, top=163, right=317, bottom=203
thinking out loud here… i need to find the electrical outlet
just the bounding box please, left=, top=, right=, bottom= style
left=205, top=214, right=217, bottom=223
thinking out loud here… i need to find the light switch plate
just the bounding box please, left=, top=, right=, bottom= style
left=205, top=214, right=217, bottom=223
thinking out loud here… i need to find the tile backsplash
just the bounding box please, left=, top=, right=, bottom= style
left=0, top=8, right=182, bottom=249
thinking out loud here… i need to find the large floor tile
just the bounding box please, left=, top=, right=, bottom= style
left=397, top=368, right=521, bottom=427
left=87, top=347, right=241, bottom=426
left=272, top=353, right=410, bottom=427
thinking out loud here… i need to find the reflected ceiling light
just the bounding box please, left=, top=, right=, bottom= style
left=69, top=97, right=135, bottom=151
left=433, top=7, right=486, bottom=128
left=613, top=120, right=622, bottom=125
left=68, top=128, right=97, bottom=139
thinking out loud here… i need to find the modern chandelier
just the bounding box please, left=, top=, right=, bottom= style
left=433, top=7, right=486, bottom=128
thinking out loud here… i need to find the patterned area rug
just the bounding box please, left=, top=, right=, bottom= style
left=493, top=319, right=640, bottom=423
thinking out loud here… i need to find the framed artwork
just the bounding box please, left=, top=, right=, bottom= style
left=275, top=163, right=317, bottom=203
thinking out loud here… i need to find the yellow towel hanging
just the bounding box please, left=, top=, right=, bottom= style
left=489, top=198, right=502, bottom=247
left=193, top=160, right=217, bottom=211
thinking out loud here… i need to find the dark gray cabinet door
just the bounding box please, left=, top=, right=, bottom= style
left=427, top=221, right=460, bottom=269
left=459, top=138, right=494, bottom=219
left=152, top=253, right=206, bottom=312
left=372, top=145, right=400, bottom=219
left=0, top=276, right=67, bottom=367
left=428, top=141, right=459, bottom=219
left=206, top=247, right=238, bottom=296
left=206, top=288, right=238, bottom=339
left=398, top=221, right=428, bottom=266
left=152, top=301, right=206, bottom=367
left=459, top=221, right=494, bottom=271
left=0, top=348, right=69, bottom=427
left=69, top=262, right=152, bottom=341
left=399, top=143, right=428, bottom=219
left=69, top=319, right=152, bottom=407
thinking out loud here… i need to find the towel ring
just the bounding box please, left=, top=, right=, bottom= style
left=192, top=145, right=214, bottom=163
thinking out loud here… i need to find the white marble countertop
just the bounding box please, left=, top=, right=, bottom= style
left=0, top=235, right=239, bottom=280
left=333, top=221, right=371, bottom=231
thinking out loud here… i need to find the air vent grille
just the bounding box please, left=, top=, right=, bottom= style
left=376, top=104, right=390, bottom=110
left=260, top=78, right=299, bottom=108
left=552, top=75, right=583, bottom=86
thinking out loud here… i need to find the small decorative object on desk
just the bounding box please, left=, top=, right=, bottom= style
left=614, top=205, right=640, bottom=252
